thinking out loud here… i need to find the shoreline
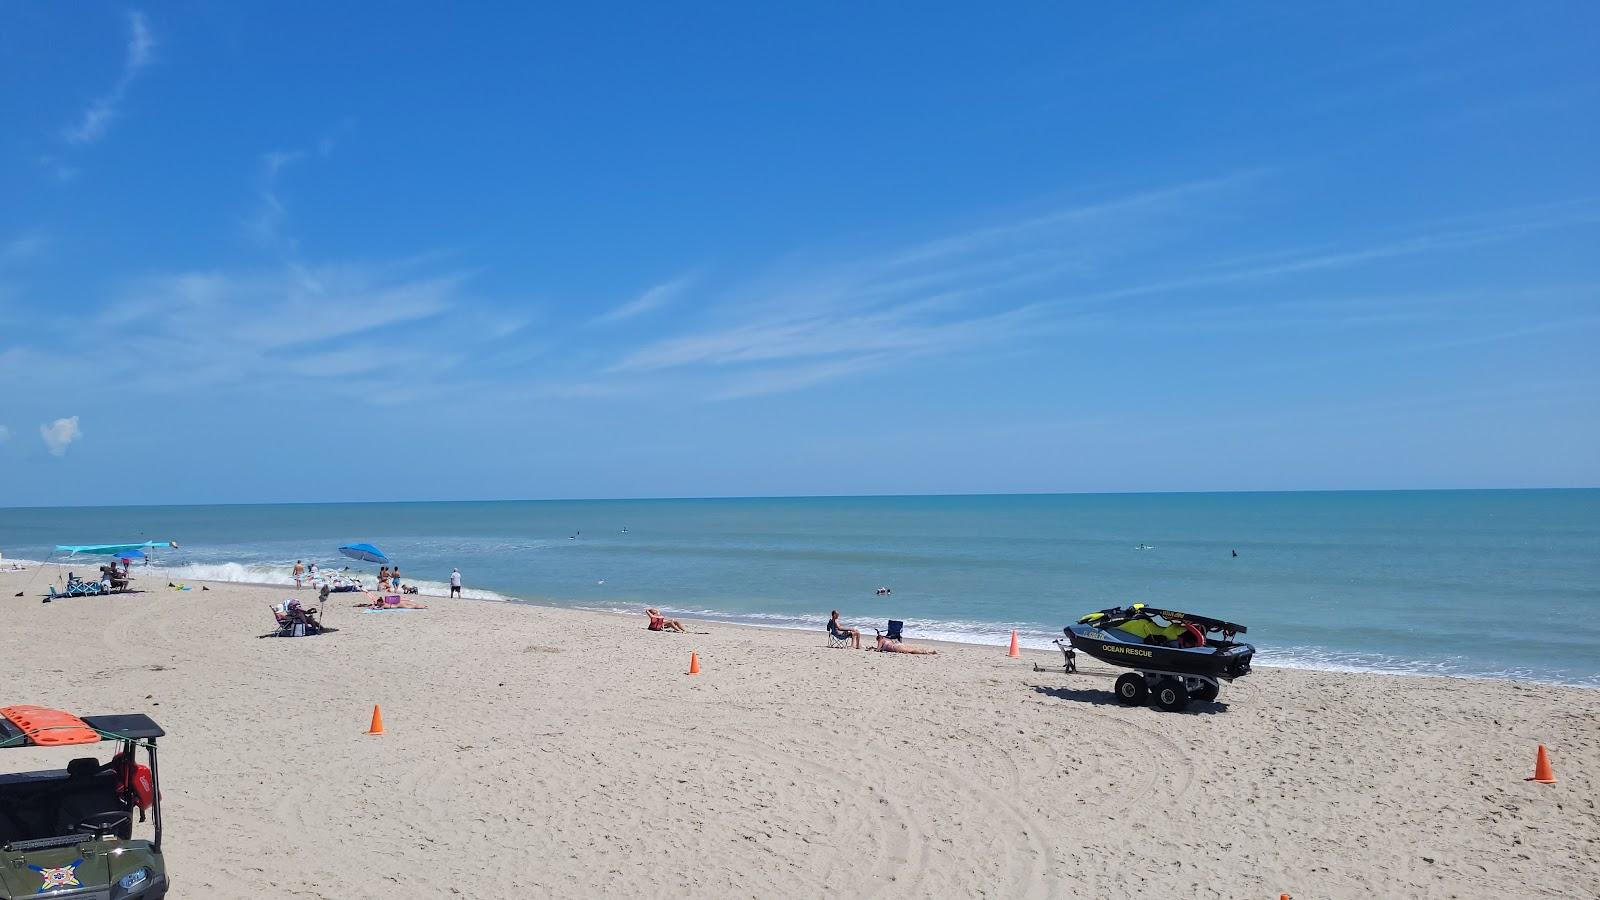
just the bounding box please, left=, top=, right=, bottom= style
left=14, top=560, right=1600, bottom=692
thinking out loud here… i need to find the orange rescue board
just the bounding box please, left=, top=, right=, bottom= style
left=0, top=705, right=100, bottom=746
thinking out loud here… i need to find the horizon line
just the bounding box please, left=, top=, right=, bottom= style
left=2, top=484, right=1595, bottom=512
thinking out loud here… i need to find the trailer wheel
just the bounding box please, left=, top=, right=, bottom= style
left=1154, top=678, right=1190, bottom=712
left=1194, top=681, right=1220, bottom=702
left=1114, top=673, right=1148, bottom=705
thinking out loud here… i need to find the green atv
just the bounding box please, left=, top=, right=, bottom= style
left=0, top=712, right=168, bottom=898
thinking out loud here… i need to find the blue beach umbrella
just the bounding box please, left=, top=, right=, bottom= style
left=337, top=543, right=390, bottom=564
left=116, top=549, right=146, bottom=561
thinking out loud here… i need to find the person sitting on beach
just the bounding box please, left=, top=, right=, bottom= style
left=875, top=634, right=936, bottom=655
left=646, top=608, right=687, bottom=633
left=828, top=610, right=862, bottom=649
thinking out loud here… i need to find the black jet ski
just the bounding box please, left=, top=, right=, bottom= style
left=1065, top=603, right=1254, bottom=711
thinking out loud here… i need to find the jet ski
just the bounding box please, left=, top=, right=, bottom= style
left=1065, top=603, right=1254, bottom=711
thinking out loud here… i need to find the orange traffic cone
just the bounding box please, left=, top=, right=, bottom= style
left=1526, top=744, right=1556, bottom=783
left=687, top=652, right=701, bottom=675
left=1007, top=630, right=1021, bottom=658
left=366, top=705, right=385, bottom=735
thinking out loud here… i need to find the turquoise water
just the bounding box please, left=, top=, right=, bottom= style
left=3, top=491, right=1596, bottom=686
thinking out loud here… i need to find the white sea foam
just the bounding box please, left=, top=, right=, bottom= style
left=103, top=561, right=523, bottom=604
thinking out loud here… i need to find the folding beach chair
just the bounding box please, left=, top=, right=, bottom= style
left=267, top=601, right=323, bottom=637
left=826, top=623, right=853, bottom=648
left=67, top=576, right=103, bottom=597
left=874, top=620, right=904, bottom=644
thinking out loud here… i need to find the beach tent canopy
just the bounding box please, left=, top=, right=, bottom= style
left=55, top=541, right=178, bottom=557
left=338, top=543, right=390, bottom=564
left=117, top=549, right=146, bottom=560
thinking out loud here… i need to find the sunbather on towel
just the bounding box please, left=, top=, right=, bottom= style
left=370, top=593, right=428, bottom=609
left=829, top=610, right=862, bottom=649
left=876, top=635, right=937, bottom=654
left=646, top=608, right=687, bottom=632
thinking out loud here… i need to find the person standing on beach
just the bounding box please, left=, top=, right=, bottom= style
left=292, top=560, right=305, bottom=589
left=391, top=565, right=401, bottom=589
left=449, top=568, right=462, bottom=598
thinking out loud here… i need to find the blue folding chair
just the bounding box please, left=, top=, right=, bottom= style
left=874, top=620, right=904, bottom=644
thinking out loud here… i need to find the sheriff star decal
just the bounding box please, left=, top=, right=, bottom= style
left=28, top=859, right=82, bottom=892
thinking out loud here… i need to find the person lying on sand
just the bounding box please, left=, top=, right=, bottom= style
left=370, top=594, right=428, bottom=609
left=828, top=610, right=862, bottom=649
left=647, top=608, right=687, bottom=632
left=876, top=635, right=936, bottom=654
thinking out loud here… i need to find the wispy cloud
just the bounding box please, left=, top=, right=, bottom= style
left=591, top=277, right=693, bottom=325
left=581, top=180, right=1600, bottom=402
left=0, top=234, right=47, bottom=268
left=245, top=150, right=308, bottom=251
left=245, top=124, right=354, bottom=253
left=13, top=257, right=531, bottom=409
left=593, top=174, right=1255, bottom=398
left=37, top=156, right=79, bottom=183
left=63, top=11, right=155, bottom=145
left=40, top=417, right=81, bottom=456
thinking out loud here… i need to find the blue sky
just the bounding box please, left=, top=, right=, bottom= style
left=1, top=2, right=1597, bottom=505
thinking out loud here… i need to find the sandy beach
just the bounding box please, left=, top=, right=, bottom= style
left=2, top=567, right=1595, bottom=899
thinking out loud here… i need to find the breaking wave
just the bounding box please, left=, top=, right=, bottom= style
left=113, top=561, right=521, bottom=604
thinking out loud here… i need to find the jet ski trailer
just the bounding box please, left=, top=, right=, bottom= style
left=1065, top=603, right=1255, bottom=711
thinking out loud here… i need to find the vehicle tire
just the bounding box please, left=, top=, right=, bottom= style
left=1114, top=673, right=1149, bottom=706
left=1194, top=681, right=1220, bottom=702
left=1154, top=678, right=1190, bottom=712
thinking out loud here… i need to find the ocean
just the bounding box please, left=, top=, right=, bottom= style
left=2, top=490, right=1596, bottom=687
